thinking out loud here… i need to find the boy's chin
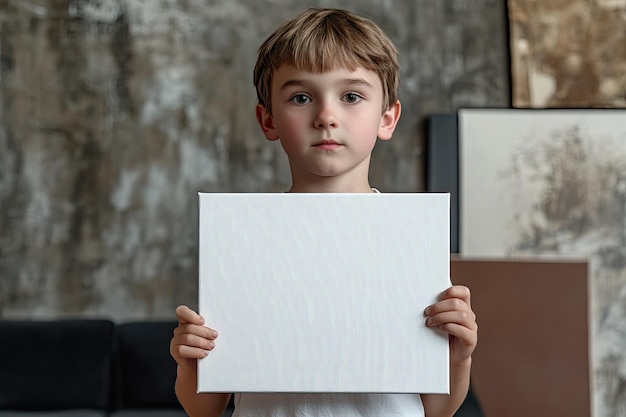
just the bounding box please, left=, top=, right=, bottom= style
left=290, top=162, right=372, bottom=185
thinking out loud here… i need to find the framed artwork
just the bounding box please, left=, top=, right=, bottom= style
left=508, top=0, right=626, bottom=108
left=459, top=108, right=626, bottom=417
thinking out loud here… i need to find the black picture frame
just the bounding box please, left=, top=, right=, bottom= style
left=425, top=113, right=459, bottom=254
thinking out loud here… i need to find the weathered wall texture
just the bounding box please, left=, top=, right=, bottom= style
left=0, top=0, right=509, bottom=320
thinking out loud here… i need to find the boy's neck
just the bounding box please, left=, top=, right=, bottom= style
left=288, top=177, right=375, bottom=193
left=286, top=154, right=378, bottom=193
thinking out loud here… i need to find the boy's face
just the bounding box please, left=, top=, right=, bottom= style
left=256, top=65, right=400, bottom=189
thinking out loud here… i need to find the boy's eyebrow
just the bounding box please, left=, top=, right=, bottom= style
left=279, top=78, right=376, bottom=91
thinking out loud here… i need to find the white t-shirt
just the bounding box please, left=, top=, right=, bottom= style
left=231, top=392, right=424, bottom=417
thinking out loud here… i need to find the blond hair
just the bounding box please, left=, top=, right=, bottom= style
left=253, top=8, right=399, bottom=115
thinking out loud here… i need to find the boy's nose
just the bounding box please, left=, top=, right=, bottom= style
left=314, top=102, right=338, bottom=128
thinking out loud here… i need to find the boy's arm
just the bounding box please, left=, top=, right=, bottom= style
left=175, top=365, right=231, bottom=417
left=421, top=286, right=477, bottom=417
left=171, top=305, right=232, bottom=417
left=420, top=358, right=471, bottom=417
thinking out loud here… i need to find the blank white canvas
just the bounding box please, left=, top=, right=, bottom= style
left=198, top=193, right=450, bottom=393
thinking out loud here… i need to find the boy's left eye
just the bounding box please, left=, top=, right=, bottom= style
left=342, top=93, right=363, bottom=103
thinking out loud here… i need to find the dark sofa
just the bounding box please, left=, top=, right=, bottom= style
left=0, top=319, right=481, bottom=417
left=0, top=319, right=235, bottom=417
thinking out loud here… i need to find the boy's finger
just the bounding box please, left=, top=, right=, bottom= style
left=439, top=285, right=471, bottom=305
left=174, top=323, right=218, bottom=340
left=172, top=343, right=210, bottom=360
left=424, top=297, right=473, bottom=317
left=175, top=305, right=204, bottom=325
left=426, top=310, right=477, bottom=329
left=437, top=323, right=477, bottom=350
left=173, top=332, right=217, bottom=350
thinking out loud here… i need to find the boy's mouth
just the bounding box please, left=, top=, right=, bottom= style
left=313, top=139, right=343, bottom=150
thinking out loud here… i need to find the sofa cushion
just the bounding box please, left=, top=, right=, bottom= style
left=114, top=322, right=181, bottom=409
left=110, top=410, right=188, bottom=417
left=0, top=411, right=107, bottom=417
left=0, top=319, right=115, bottom=411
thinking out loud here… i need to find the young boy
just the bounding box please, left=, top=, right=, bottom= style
left=170, top=7, right=477, bottom=417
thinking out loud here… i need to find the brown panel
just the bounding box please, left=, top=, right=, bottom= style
left=451, top=258, right=590, bottom=417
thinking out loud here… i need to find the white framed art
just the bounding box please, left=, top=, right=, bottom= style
left=459, top=108, right=626, bottom=417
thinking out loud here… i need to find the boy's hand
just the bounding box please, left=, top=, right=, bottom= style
left=170, top=305, right=218, bottom=372
left=424, top=285, right=477, bottom=365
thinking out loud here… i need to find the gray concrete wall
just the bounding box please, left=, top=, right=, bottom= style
left=0, top=0, right=509, bottom=320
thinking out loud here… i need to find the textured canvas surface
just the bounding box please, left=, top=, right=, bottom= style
left=198, top=193, right=450, bottom=393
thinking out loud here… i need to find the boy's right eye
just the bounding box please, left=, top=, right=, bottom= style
left=290, top=94, right=311, bottom=105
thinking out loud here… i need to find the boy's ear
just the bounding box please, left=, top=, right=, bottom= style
left=256, top=103, right=280, bottom=141
left=377, top=100, right=402, bottom=141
